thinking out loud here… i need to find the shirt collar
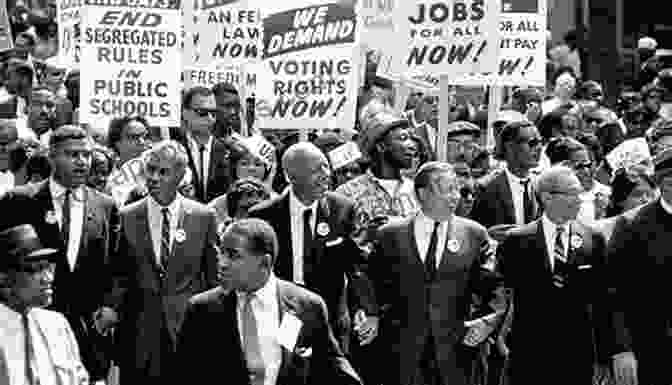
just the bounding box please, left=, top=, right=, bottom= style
left=289, top=188, right=318, bottom=215
left=660, top=197, right=672, bottom=215
left=542, top=213, right=568, bottom=234
left=188, top=134, right=213, bottom=151
left=49, top=177, right=83, bottom=199
left=416, top=209, right=450, bottom=228
left=237, top=273, right=278, bottom=308
left=148, top=193, right=183, bottom=217
left=505, top=168, right=530, bottom=184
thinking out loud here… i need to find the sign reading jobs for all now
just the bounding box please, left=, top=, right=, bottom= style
left=80, top=1, right=182, bottom=129
left=184, top=0, right=360, bottom=131
left=385, top=0, right=547, bottom=87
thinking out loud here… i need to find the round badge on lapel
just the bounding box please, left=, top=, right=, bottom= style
left=174, top=229, right=186, bottom=243
left=45, top=210, right=57, bottom=225
left=570, top=234, right=583, bottom=249
left=316, top=222, right=330, bottom=237
left=447, top=239, right=460, bottom=253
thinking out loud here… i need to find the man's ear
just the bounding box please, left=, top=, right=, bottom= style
left=375, top=140, right=386, bottom=154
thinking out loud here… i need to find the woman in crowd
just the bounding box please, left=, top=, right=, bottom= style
left=105, top=116, right=150, bottom=205
left=87, top=145, right=114, bottom=193
left=606, top=166, right=658, bottom=217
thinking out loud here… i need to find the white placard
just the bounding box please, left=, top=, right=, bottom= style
left=57, top=0, right=82, bottom=69
left=329, top=141, right=362, bottom=170
left=605, top=138, right=652, bottom=172
left=80, top=2, right=182, bottom=129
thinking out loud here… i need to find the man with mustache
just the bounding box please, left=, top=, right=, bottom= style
left=0, top=224, right=89, bottom=385
left=0, top=125, right=119, bottom=382
left=249, top=142, right=377, bottom=355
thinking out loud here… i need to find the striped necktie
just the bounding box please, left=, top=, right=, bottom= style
left=552, top=226, right=568, bottom=288
left=242, top=293, right=265, bottom=385
left=161, top=207, right=171, bottom=270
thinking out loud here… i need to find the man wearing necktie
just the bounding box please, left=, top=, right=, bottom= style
left=0, top=224, right=89, bottom=385
left=497, top=165, right=608, bottom=385
left=0, top=126, right=119, bottom=382
left=179, top=86, right=234, bottom=203
left=249, top=142, right=377, bottom=354
left=369, top=162, right=504, bottom=385
left=177, top=218, right=362, bottom=385
left=97, top=140, right=218, bottom=385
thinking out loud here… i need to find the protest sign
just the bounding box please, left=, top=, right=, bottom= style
left=183, top=62, right=258, bottom=93
left=357, top=0, right=394, bottom=51
left=329, top=141, right=361, bottom=170
left=0, top=0, right=13, bottom=52
left=450, top=0, right=547, bottom=86
left=251, top=0, right=361, bottom=130
left=57, top=0, right=82, bottom=68
left=606, top=138, right=652, bottom=173
left=386, top=0, right=500, bottom=79
left=80, top=1, right=182, bottom=129
left=183, top=0, right=263, bottom=68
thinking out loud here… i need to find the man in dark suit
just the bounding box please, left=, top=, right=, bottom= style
left=178, top=218, right=361, bottom=385
left=605, top=148, right=672, bottom=385
left=96, top=140, right=218, bottom=384
left=370, top=161, right=503, bottom=385
left=0, top=125, right=118, bottom=381
left=249, top=142, right=377, bottom=353
left=471, top=121, right=543, bottom=229
left=178, top=86, right=233, bottom=203
left=497, top=165, right=608, bottom=385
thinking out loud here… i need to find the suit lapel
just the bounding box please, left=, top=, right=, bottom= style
left=276, top=194, right=293, bottom=279
left=276, top=281, right=303, bottom=383
left=497, top=172, right=517, bottom=225
left=406, top=217, right=424, bottom=268
left=535, top=219, right=552, bottom=274
left=136, top=199, right=163, bottom=276
left=169, top=201, right=191, bottom=273
left=223, top=292, right=249, bottom=384
left=306, top=197, right=330, bottom=278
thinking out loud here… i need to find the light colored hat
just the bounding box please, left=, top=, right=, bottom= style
left=638, top=36, right=658, bottom=50
left=359, top=110, right=409, bottom=154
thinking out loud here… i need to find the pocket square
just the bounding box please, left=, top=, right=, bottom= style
left=325, top=237, right=343, bottom=247
left=578, top=264, right=592, bottom=270
left=295, top=346, right=313, bottom=358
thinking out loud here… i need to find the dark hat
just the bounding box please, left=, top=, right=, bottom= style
left=359, top=110, right=409, bottom=154
left=313, top=132, right=345, bottom=154
left=0, top=225, right=58, bottom=271
left=653, top=147, right=672, bottom=175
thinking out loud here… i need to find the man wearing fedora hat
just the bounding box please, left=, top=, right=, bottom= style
left=606, top=147, right=672, bottom=385
left=0, top=224, right=89, bottom=385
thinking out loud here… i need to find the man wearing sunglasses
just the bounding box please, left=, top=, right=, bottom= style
left=180, top=86, right=233, bottom=203
left=0, top=224, right=89, bottom=385
left=472, top=121, right=542, bottom=230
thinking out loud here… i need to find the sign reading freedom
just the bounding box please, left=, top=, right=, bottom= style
left=262, top=3, right=356, bottom=59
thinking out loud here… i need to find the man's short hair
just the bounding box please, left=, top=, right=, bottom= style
left=141, top=140, right=188, bottom=171
left=496, top=120, right=536, bottom=159
left=536, top=165, right=577, bottom=195
left=182, top=86, right=213, bottom=110
left=545, top=136, right=586, bottom=165
left=225, top=218, right=279, bottom=267
left=49, top=125, right=88, bottom=148
left=414, top=161, right=456, bottom=196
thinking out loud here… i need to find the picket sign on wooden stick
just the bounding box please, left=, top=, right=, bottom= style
left=486, top=84, right=505, bottom=152
left=394, top=82, right=412, bottom=114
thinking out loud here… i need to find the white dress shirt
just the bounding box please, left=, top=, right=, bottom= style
left=187, top=135, right=213, bottom=195
left=147, top=194, right=183, bottom=266
left=661, top=197, right=672, bottom=215
left=289, top=189, right=317, bottom=285
left=414, top=211, right=450, bottom=267
left=0, top=170, right=15, bottom=196
left=50, top=178, right=84, bottom=271
left=236, top=274, right=282, bottom=385
left=505, top=168, right=530, bottom=225
left=0, top=304, right=58, bottom=385
left=541, top=214, right=569, bottom=271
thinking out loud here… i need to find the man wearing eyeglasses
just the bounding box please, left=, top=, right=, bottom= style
left=497, top=165, right=608, bottom=385
left=472, top=121, right=542, bottom=230
left=179, top=86, right=233, bottom=203
left=0, top=224, right=89, bottom=385
left=436, top=120, right=481, bottom=164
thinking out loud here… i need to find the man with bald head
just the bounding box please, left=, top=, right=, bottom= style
left=249, top=142, right=377, bottom=353
left=497, top=165, right=608, bottom=385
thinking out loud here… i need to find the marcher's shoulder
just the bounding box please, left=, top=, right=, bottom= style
left=503, top=221, right=537, bottom=239
left=120, top=197, right=146, bottom=216
left=182, top=197, right=216, bottom=216
left=378, top=216, right=412, bottom=236
left=87, top=187, right=115, bottom=208
left=325, top=190, right=355, bottom=208
left=477, top=169, right=505, bottom=190
left=2, top=182, right=41, bottom=200
left=32, top=308, right=70, bottom=328
left=454, top=216, right=488, bottom=235
left=335, top=174, right=369, bottom=197
left=278, top=279, right=325, bottom=309
left=189, top=287, right=229, bottom=307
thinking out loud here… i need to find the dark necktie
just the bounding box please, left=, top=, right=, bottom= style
left=161, top=208, right=171, bottom=270
left=22, top=311, right=37, bottom=385
left=61, top=189, right=71, bottom=247
left=425, top=221, right=440, bottom=282
left=552, top=226, right=568, bottom=288
left=199, top=145, right=207, bottom=196
left=242, top=294, right=265, bottom=385
left=302, top=209, right=313, bottom=283
left=521, top=178, right=534, bottom=224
